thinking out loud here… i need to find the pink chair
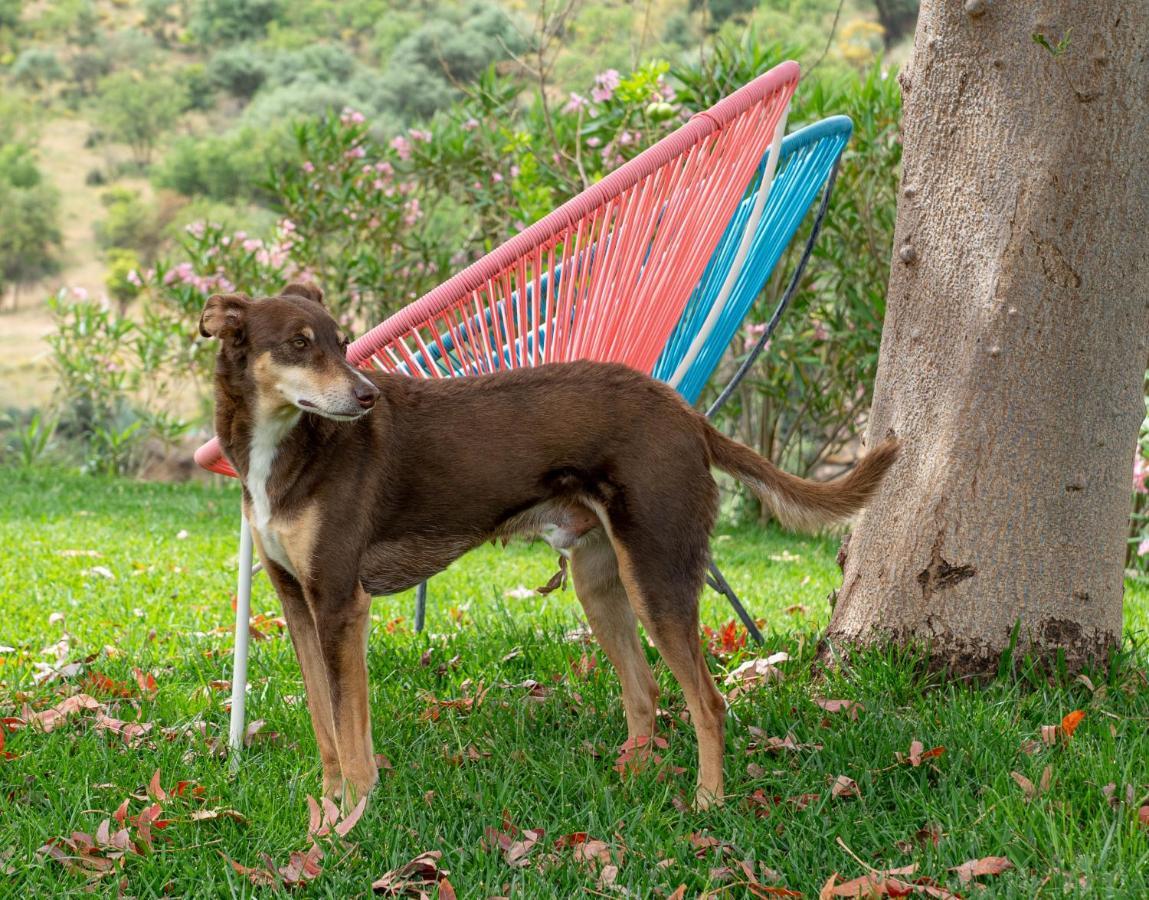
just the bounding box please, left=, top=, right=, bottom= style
left=197, top=62, right=801, bottom=751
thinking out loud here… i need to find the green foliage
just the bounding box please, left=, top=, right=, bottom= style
left=105, top=247, right=143, bottom=310
left=10, top=47, right=65, bottom=89
left=0, top=179, right=61, bottom=291
left=95, top=187, right=160, bottom=260
left=207, top=43, right=269, bottom=98
left=374, top=1, right=527, bottom=123
left=0, top=408, right=58, bottom=467
left=46, top=291, right=203, bottom=474
left=189, top=0, right=283, bottom=45
left=155, top=125, right=293, bottom=202
left=97, top=70, right=187, bottom=166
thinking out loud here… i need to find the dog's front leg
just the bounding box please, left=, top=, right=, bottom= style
left=308, top=581, right=377, bottom=807
left=262, top=559, right=343, bottom=796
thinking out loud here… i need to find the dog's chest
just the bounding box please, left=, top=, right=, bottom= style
left=246, top=413, right=301, bottom=576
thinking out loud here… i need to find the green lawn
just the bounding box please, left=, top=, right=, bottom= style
left=1, top=469, right=1147, bottom=897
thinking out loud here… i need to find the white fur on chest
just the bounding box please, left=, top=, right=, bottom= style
left=246, top=411, right=300, bottom=575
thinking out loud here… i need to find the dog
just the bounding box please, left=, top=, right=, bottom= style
left=199, top=282, right=898, bottom=809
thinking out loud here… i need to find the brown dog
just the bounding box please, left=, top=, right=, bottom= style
left=200, top=283, right=897, bottom=808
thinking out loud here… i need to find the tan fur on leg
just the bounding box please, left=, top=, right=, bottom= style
left=609, top=535, right=726, bottom=809
left=569, top=530, right=659, bottom=742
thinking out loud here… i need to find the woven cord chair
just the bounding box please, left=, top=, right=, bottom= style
left=195, top=62, right=849, bottom=751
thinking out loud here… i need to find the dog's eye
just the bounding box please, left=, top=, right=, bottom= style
left=292, top=337, right=308, bottom=350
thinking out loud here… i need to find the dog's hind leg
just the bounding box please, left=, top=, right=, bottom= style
left=607, top=529, right=726, bottom=809
left=261, top=554, right=343, bottom=797
left=569, top=529, right=659, bottom=744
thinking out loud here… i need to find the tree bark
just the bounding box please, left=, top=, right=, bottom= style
left=824, top=0, right=1149, bottom=674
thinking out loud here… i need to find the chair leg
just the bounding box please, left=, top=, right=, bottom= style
left=414, top=581, right=428, bottom=632
left=706, top=560, right=764, bottom=645
left=228, top=512, right=254, bottom=759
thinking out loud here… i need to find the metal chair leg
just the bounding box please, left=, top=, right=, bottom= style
left=706, top=560, right=764, bottom=645
left=414, top=581, right=427, bottom=632
left=228, top=512, right=254, bottom=759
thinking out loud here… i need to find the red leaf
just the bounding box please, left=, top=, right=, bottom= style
left=950, top=856, right=1012, bottom=885
left=1138, top=805, right=1149, bottom=828
left=1060, top=709, right=1085, bottom=739
left=438, top=877, right=457, bottom=900
left=899, top=741, right=945, bottom=767
left=133, top=668, right=159, bottom=698
left=147, top=769, right=167, bottom=802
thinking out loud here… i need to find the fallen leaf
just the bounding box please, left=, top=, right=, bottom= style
left=438, top=877, right=457, bottom=900
left=371, top=850, right=447, bottom=895
left=133, top=668, right=159, bottom=698
left=950, top=856, right=1012, bottom=885
left=895, top=823, right=943, bottom=853
left=190, top=808, right=249, bottom=825
left=1138, top=805, right=1149, bottom=829
left=898, top=740, right=945, bottom=767
left=1011, top=766, right=1051, bottom=801
left=1041, top=710, right=1086, bottom=747
left=814, top=698, right=864, bottom=720
left=831, top=775, right=861, bottom=800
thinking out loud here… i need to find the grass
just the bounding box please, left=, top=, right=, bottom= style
left=1, top=468, right=1147, bottom=897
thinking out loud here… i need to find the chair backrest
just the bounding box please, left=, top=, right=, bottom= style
left=196, top=62, right=801, bottom=477
left=654, top=115, right=852, bottom=403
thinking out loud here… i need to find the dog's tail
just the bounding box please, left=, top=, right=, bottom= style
left=704, top=425, right=899, bottom=532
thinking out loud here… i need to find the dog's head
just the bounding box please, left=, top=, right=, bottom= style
left=199, top=282, right=379, bottom=421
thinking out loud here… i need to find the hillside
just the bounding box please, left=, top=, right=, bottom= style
left=0, top=0, right=910, bottom=411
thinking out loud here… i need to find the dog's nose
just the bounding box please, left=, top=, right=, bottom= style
left=354, top=383, right=379, bottom=410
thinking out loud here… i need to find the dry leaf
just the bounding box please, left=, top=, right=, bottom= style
left=831, top=775, right=861, bottom=800
left=371, top=850, right=447, bottom=895
left=950, top=856, right=1012, bottom=885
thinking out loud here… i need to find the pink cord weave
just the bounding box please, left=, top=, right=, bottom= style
left=195, top=61, right=799, bottom=476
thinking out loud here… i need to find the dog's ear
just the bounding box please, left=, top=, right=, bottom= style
left=199, top=293, right=250, bottom=342
left=281, top=282, right=324, bottom=306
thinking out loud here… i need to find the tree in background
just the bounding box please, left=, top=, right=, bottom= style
left=872, top=0, right=918, bottom=47
left=0, top=180, right=61, bottom=309
left=826, top=1, right=1149, bottom=674
left=97, top=71, right=186, bottom=167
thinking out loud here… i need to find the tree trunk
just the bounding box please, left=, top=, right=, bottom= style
left=824, top=0, right=1149, bottom=675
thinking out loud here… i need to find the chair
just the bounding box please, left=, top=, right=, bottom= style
left=195, top=62, right=851, bottom=751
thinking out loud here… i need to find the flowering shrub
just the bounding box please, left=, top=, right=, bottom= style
left=45, top=36, right=903, bottom=482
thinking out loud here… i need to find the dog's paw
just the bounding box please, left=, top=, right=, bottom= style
left=692, top=785, right=724, bottom=812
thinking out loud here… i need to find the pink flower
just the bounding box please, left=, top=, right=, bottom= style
left=492, top=172, right=503, bottom=183
left=242, top=238, right=262, bottom=252
left=813, top=321, right=829, bottom=341
left=345, top=146, right=366, bottom=159
left=126, top=269, right=142, bottom=287
left=71, top=286, right=89, bottom=301
left=403, top=197, right=422, bottom=226
left=509, top=165, right=519, bottom=178
left=586, top=136, right=601, bottom=148
left=462, top=117, right=479, bottom=132
left=374, top=161, right=394, bottom=176
left=302, top=161, right=315, bottom=173
left=1139, top=537, right=1149, bottom=556
left=373, top=178, right=386, bottom=191
left=390, top=136, right=411, bottom=161
left=1134, top=454, right=1149, bottom=493
left=409, top=129, right=432, bottom=142
left=340, top=107, right=366, bottom=125
left=186, top=221, right=206, bottom=238
left=591, top=68, right=620, bottom=103
left=564, top=92, right=589, bottom=113
left=279, top=218, right=296, bottom=233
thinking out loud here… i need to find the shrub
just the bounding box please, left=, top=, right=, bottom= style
left=10, top=48, right=65, bottom=89
left=208, top=43, right=269, bottom=99
left=97, top=70, right=186, bottom=166
left=189, top=0, right=283, bottom=46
